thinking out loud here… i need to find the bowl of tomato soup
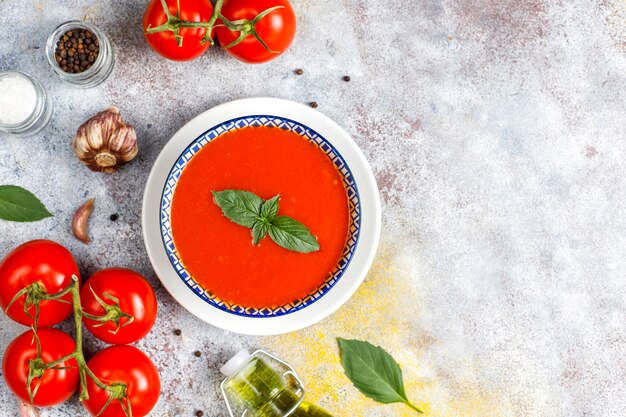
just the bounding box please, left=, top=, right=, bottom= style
left=143, top=98, right=380, bottom=335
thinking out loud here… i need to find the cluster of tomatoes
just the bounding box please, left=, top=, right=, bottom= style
left=0, top=240, right=160, bottom=417
left=143, top=0, right=296, bottom=63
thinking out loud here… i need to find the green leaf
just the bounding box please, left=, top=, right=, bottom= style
left=268, top=216, right=320, bottom=253
left=212, top=190, right=264, bottom=228
left=251, top=221, right=270, bottom=245
left=0, top=185, right=53, bottom=222
left=211, top=189, right=321, bottom=253
left=260, top=195, right=280, bottom=221
left=338, top=338, right=423, bottom=413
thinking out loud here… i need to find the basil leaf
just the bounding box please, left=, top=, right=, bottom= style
left=211, top=189, right=321, bottom=253
left=212, top=190, right=264, bottom=228
left=268, top=216, right=320, bottom=253
left=338, top=338, right=423, bottom=413
left=260, top=195, right=280, bottom=221
left=251, top=221, right=270, bottom=245
left=0, top=185, right=53, bottom=222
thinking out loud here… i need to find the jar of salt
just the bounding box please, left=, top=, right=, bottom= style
left=0, top=71, right=53, bottom=136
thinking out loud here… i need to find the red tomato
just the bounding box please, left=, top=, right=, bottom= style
left=82, top=346, right=160, bottom=417
left=143, top=0, right=214, bottom=61
left=0, top=240, right=81, bottom=327
left=216, top=0, right=296, bottom=63
left=2, top=329, right=79, bottom=407
left=81, top=268, right=157, bottom=345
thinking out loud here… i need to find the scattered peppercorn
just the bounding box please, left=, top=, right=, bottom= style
left=294, top=68, right=304, bottom=75
left=109, top=213, right=119, bottom=221
left=343, top=75, right=351, bottom=82
left=194, top=351, right=202, bottom=357
left=309, top=102, right=318, bottom=108
left=174, top=329, right=182, bottom=336
left=195, top=411, right=204, bottom=417
left=55, top=28, right=99, bottom=74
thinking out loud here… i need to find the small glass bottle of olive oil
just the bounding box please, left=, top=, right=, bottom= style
left=220, top=350, right=333, bottom=417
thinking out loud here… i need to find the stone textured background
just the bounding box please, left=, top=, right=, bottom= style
left=1, top=0, right=625, bottom=416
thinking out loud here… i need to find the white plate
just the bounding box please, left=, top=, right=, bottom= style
left=142, top=98, right=380, bottom=335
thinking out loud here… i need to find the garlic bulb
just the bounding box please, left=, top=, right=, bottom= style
left=74, top=107, right=138, bottom=173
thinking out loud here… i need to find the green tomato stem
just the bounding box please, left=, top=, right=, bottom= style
left=67, top=276, right=112, bottom=397
left=202, top=0, right=224, bottom=44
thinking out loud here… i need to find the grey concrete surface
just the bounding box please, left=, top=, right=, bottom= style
left=1, top=0, right=625, bottom=416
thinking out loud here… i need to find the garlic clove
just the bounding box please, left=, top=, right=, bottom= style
left=109, top=123, right=139, bottom=159
left=72, top=198, right=95, bottom=244
left=74, top=107, right=138, bottom=173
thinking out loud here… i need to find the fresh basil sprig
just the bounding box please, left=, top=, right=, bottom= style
left=212, top=190, right=320, bottom=253
left=338, top=338, right=423, bottom=413
left=0, top=185, right=53, bottom=222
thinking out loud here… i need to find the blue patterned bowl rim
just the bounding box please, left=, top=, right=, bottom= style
left=159, top=115, right=361, bottom=317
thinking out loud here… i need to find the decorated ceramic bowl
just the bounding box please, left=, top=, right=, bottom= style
left=142, top=98, right=380, bottom=335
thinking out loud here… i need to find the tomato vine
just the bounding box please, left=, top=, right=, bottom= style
left=144, top=0, right=283, bottom=52
left=6, top=276, right=135, bottom=417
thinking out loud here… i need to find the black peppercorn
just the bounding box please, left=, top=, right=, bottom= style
left=55, top=28, right=99, bottom=74
left=195, top=411, right=204, bottom=417
left=174, top=329, right=182, bottom=336
left=295, top=68, right=303, bottom=75
left=110, top=213, right=119, bottom=221
left=343, top=75, right=351, bottom=82
left=309, top=102, right=318, bottom=108
left=194, top=351, right=202, bottom=357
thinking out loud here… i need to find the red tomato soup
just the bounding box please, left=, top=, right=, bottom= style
left=170, top=126, right=350, bottom=309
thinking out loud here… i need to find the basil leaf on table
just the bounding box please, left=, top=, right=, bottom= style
left=0, top=185, right=53, bottom=222
left=338, top=338, right=423, bottom=413
left=212, top=190, right=264, bottom=228
left=268, top=216, right=320, bottom=253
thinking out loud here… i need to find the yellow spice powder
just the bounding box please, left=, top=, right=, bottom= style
left=260, top=241, right=510, bottom=416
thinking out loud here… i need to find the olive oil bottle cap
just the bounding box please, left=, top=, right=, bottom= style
left=220, top=350, right=252, bottom=377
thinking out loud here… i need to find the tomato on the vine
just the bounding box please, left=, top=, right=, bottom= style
left=216, top=0, right=296, bottom=64
left=0, top=240, right=81, bottom=327
left=143, top=0, right=214, bottom=61
left=81, top=268, right=157, bottom=345
left=82, top=345, right=160, bottom=417
left=2, top=329, right=79, bottom=407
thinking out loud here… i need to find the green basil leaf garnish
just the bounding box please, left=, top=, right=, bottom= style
left=212, top=189, right=319, bottom=253
left=338, top=338, right=423, bottom=413
left=0, top=185, right=53, bottom=222
left=268, top=216, right=320, bottom=253
left=251, top=221, right=270, bottom=245
left=212, top=190, right=264, bottom=228
left=260, top=195, right=280, bottom=221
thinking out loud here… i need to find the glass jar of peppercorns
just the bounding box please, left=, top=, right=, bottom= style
left=45, top=21, right=114, bottom=88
